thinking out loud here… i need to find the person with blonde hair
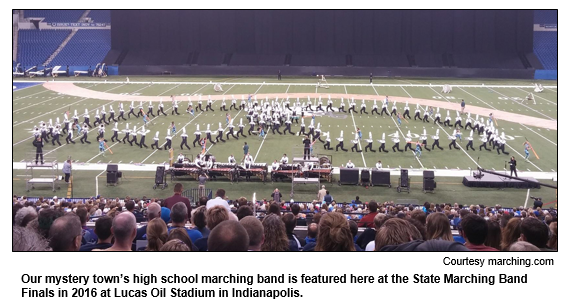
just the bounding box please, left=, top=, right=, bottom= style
left=508, top=241, right=540, bottom=251
left=315, top=212, right=355, bottom=251
left=426, top=213, right=453, bottom=241
left=261, top=214, right=289, bottom=251
left=375, top=218, right=422, bottom=250
left=501, top=217, right=522, bottom=250
left=145, top=218, right=168, bottom=251
left=160, top=239, right=190, bottom=251
left=194, top=205, right=230, bottom=251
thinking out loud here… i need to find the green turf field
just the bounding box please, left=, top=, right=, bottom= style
left=13, top=76, right=558, bottom=206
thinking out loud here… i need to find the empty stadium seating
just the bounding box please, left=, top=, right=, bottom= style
left=534, top=10, right=557, bottom=25
left=24, top=10, right=85, bottom=23
left=534, top=31, right=557, bottom=70
left=50, top=30, right=111, bottom=66
left=87, top=10, right=111, bottom=23
left=17, top=29, right=70, bottom=67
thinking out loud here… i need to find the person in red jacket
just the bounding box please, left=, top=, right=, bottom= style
left=358, top=201, right=379, bottom=228
left=163, top=183, right=192, bottom=218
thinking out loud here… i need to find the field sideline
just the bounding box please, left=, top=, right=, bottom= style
left=12, top=76, right=557, bottom=206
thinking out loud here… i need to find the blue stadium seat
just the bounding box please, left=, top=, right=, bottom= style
left=87, top=10, right=111, bottom=23
left=50, top=30, right=111, bottom=66
left=534, top=10, right=557, bottom=25
left=24, top=10, right=85, bottom=23
left=533, top=31, right=557, bottom=70
left=16, top=29, right=70, bottom=67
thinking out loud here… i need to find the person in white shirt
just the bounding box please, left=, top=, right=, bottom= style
left=345, top=160, right=355, bottom=168
left=228, top=155, right=236, bottom=164
left=271, top=160, right=280, bottom=171
left=177, top=153, right=185, bottom=163
left=206, top=157, right=213, bottom=169
left=244, top=153, right=253, bottom=169
left=194, top=155, right=203, bottom=166
left=376, top=160, right=383, bottom=170
left=280, top=154, right=289, bottom=164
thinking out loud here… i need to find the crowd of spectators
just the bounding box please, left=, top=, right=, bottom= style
left=12, top=188, right=557, bottom=252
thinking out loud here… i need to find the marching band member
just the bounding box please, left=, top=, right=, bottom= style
left=220, top=97, right=228, bottom=111
left=390, top=100, right=397, bottom=116
left=206, top=96, right=214, bottom=112
left=229, top=95, right=237, bottom=110
left=350, top=132, right=362, bottom=152
left=172, top=97, right=180, bottom=115
left=431, top=129, right=443, bottom=150
left=420, top=127, right=431, bottom=152
left=371, top=100, right=380, bottom=115
left=248, top=116, right=256, bottom=135
left=348, top=98, right=357, bottom=113
left=280, top=154, right=289, bottom=165
left=93, top=109, right=101, bottom=127
left=237, top=118, right=247, bottom=137
left=465, top=130, right=475, bottom=151
left=226, top=120, right=238, bottom=140
left=206, top=157, right=213, bottom=169
left=147, top=101, right=155, bottom=117
left=108, top=105, right=117, bottom=123
left=228, top=154, right=236, bottom=164
left=381, top=97, right=389, bottom=116
left=448, top=129, right=460, bottom=150
left=139, top=125, right=149, bottom=148
left=323, top=132, right=333, bottom=150
left=52, top=125, right=62, bottom=146
left=454, top=111, right=463, bottom=128
left=206, top=124, right=216, bottom=144
left=128, top=101, right=137, bottom=118
left=151, top=131, right=162, bottom=150
left=422, top=105, right=430, bottom=123
left=391, top=131, right=404, bottom=153
left=335, top=130, right=348, bottom=152
left=284, top=114, right=294, bottom=135
left=479, top=132, right=491, bottom=151
left=364, top=132, right=375, bottom=152
left=96, top=124, right=107, bottom=142
left=40, top=122, right=50, bottom=143
left=298, top=117, right=306, bottom=136
left=73, top=109, right=79, bottom=125
left=433, top=107, right=442, bottom=125
left=216, top=122, right=225, bottom=143
left=404, top=130, right=413, bottom=152
left=138, top=101, right=144, bottom=117
left=122, top=123, right=132, bottom=145
left=360, top=99, right=368, bottom=114
left=316, top=96, right=324, bottom=112
left=497, top=132, right=509, bottom=155
left=307, top=119, right=315, bottom=137
left=65, top=123, right=75, bottom=144
left=338, top=98, right=346, bottom=113
left=118, top=103, right=127, bottom=120
left=192, top=125, right=202, bottom=147
left=326, top=95, right=333, bottom=112
left=464, top=113, right=473, bottom=130
left=378, top=132, right=389, bottom=153
left=414, top=104, right=421, bottom=121
left=62, top=114, right=69, bottom=134
left=196, top=96, right=204, bottom=112
left=180, top=127, right=190, bottom=150
left=443, top=110, right=451, bottom=127
left=164, top=129, right=172, bottom=150
left=403, top=101, right=411, bottom=119
left=345, top=160, right=355, bottom=168
left=80, top=124, right=91, bottom=144
left=101, top=105, right=109, bottom=125
left=130, top=125, right=140, bottom=146
left=158, top=98, right=167, bottom=116
left=83, top=109, right=92, bottom=128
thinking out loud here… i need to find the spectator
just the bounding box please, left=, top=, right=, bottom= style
left=135, top=202, right=161, bottom=240
left=145, top=218, right=168, bottom=251
left=509, top=241, right=540, bottom=251
left=406, top=218, right=427, bottom=241
left=410, top=209, right=427, bottom=226
left=161, top=239, right=190, bottom=251
left=191, top=206, right=210, bottom=238
left=302, top=223, right=318, bottom=251
left=80, top=216, right=113, bottom=251
left=261, top=214, right=289, bottom=251
left=76, top=207, right=97, bottom=244
left=426, top=212, right=453, bottom=241
left=194, top=205, right=230, bottom=251
left=354, top=196, right=362, bottom=205
left=13, top=226, right=50, bottom=251
left=484, top=220, right=501, bottom=250
left=125, top=200, right=145, bottom=222
left=379, top=239, right=469, bottom=251
left=311, top=212, right=322, bottom=225
left=317, top=185, right=327, bottom=202
left=460, top=214, right=498, bottom=251
left=167, top=227, right=197, bottom=251
left=29, top=208, right=63, bottom=239
left=236, top=205, right=253, bottom=220
left=271, top=188, right=282, bottom=203
left=362, top=213, right=388, bottom=251
left=13, top=203, right=24, bottom=225
left=348, top=220, right=363, bottom=251
left=240, top=216, right=264, bottom=251
left=268, top=202, right=281, bottom=215
left=98, top=212, right=137, bottom=251
left=49, top=214, right=83, bottom=251
left=168, top=202, right=202, bottom=243
left=501, top=217, right=522, bottom=250
left=198, top=196, right=208, bottom=207
left=206, top=189, right=232, bottom=213
left=520, top=217, right=550, bottom=250
left=15, top=206, right=37, bottom=228
left=375, top=218, right=422, bottom=251
left=282, top=213, right=304, bottom=251
left=291, top=203, right=306, bottom=226
left=358, top=201, right=378, bottom=228
left=547, top=222, right=557, bottom=250
left=164, top=183, right=192, bottom=217
left=198, top=172, right=208, bottom=197
left=208, top=220, right=249, bottom=251
left=323, top=190, right=333, bottom=205
left=315, top=212, right=355, bottom=251
left=533, top=198, right=543, bottom=209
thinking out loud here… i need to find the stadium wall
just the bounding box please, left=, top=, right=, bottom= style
left=111, top=10, right=533, bottom=55
left=534, top=70, right=557, bottom=80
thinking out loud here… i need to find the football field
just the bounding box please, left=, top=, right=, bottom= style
left=12, top=76, right=558, bottom=207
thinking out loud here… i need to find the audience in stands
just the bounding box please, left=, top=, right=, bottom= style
left=12, top=192, right=557, bottom=252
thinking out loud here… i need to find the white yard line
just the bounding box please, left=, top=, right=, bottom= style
left=345, top=85, right=367, bottom=168
left=86, top=142, right=121, bottom=163
left=13, top=89, right=51, bottom=100
left=401, top=86, right=481, bottom=168
left=458, top=87, right=557, bottom=146
left=13, top=83, right=99, bottom=113
left=95, top=169, right=106, bottom=196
